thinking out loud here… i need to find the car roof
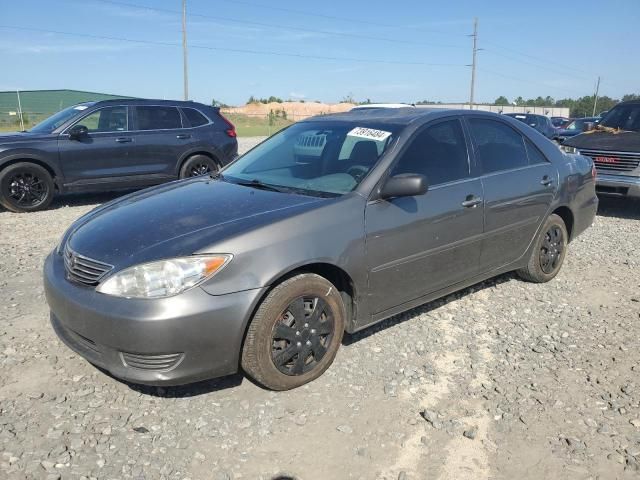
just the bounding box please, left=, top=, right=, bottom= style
left=304, top=107, right=472, bottom=126
left=80, top=98, right=211, bottom=108
left=616, top=100, right=640, bottom=106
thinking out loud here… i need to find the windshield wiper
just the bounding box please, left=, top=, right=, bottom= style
left=232, top=178, right=287, bottom=193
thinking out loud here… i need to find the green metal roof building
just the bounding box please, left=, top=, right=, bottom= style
left=0, top=89, right=132, bottom=129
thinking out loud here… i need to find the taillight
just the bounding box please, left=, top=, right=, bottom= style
left=219, top=112, right=236, bottom=138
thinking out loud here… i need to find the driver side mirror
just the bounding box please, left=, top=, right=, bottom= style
left=582, top=122, right=595, bottom=132
left=380, top=174, right=428, bottom=199
left=68, top=124, right=89, bottom=140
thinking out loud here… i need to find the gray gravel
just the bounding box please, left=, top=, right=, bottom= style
left=1, top=142, right=640, bottom=479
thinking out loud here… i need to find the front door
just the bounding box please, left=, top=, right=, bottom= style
left=364, top=118, right=484, bottom=315
left=58, top=105, right=131, bottom=185
left=466, top=117, right=557, bottom=271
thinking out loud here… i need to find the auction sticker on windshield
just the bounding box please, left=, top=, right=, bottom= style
left=347, top=127, right=392, bottom=141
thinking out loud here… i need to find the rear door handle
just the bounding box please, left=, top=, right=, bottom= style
left=461, top=195, right=483, bottom=208
left=115, top=137, right=132, bottom=143
left=176, top=134, right=191, bottom=139
left=540, top=176, right=553, bottom=186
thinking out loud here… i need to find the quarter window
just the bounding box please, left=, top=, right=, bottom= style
left=76, top=106, right=127, bottom=133
left=468, top=119, right=528, bottom=174
left=525, top=139, right=548, bottom=165
left=182, top=108, right=209, bottom=127
left=136, top=106, right=182, bottom=130
left=391, top=119, right=470, bottom=185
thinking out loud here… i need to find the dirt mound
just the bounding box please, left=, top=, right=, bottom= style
left=224, top=101, right=355, bottom=119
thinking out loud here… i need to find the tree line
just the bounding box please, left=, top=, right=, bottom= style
left=493, top=94, right=640, bottom=118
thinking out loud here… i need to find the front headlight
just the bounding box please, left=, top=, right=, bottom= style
left=96, top=255, right=232, bottom=298
left=561, top=145, right=578, bottom=154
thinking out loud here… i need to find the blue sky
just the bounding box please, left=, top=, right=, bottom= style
left=0, top=0, right=637, bottom=105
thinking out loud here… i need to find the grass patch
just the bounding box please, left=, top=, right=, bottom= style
left=223, top=113, right=294, bottom=137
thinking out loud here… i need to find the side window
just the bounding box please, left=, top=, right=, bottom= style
left=182, top=108, right=209, bottom=127
left=391, top=119, right=469, bottom=186
left=468, top=119, right=528, bottom=174
left=76, top=106, right=127, bottom=133
left=525, top=139, right=548, bottom=165
left=136, top=106, right=182, bottom=130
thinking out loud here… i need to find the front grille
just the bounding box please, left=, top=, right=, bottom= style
left=580, top=149, right=640, bottom=173
left=120, top=352, right=184, bottom=371
left=63, top=245, right=113, bottom=286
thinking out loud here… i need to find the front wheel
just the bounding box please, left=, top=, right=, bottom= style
left=241, top=274, right=345, bottom=390
left=0, top=162, right=54, bottom=212
left=517, top=213, right=568, bottom=283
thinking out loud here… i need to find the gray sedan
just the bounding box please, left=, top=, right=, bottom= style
left=44, top=108, right=598, bottom=390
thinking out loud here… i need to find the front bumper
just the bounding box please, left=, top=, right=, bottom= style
left=596, top=173, right=640, bottom=198
left=44, top=251, right=266, bottom=386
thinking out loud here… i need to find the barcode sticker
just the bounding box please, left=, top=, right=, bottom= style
left=347, top=127, right=392, bottom=141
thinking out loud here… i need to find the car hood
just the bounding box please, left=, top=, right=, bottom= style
left=564, top=130, right=640, bottom=152
left=0, top=131, right=52, bottom=141
left=67, top=177, right=325, bottom=268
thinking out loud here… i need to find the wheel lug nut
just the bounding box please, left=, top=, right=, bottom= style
left=310, top=329, right=316, bottom=334
left=305, top=340, right=311, bottom=346
left=295, top=331, right=300, bottom=336
left=296, top=341, right=302, bottom=348
left=304, top=323, right=309, bottom=328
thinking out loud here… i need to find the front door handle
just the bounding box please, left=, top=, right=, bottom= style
left=540, top=176, right=553, bottom=186
left=461, top=195, right=483, bottom=208
left=115, top=137, right=132, bottom=143
left=176, top=134, right=191, bottom=139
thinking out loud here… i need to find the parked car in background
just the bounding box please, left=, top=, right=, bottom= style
left=45, top=108, right=597, bottom=390
left=0, top=99, right=238, bottom=212
left=563, top=100, right=640, bottom=199
left=555, top=117, right=601, bottom=143
left=551, top=116, right=571, bottom=128
left=504, top=113, right=557, bottom=140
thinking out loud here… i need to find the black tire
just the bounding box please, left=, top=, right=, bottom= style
left=179, top=154, right=219, bottom=179
left=0, top=162, right=54, bottom=213
left=241, top=273, right=345, bottom=390
left=517, top=214, right=568, bottom=283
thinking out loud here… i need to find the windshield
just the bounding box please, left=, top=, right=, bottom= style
left=600, top=104, right=640, bottom=131
left=29, top=103, right=93, bottom=133
left=222, top=121, right=399, bottom=196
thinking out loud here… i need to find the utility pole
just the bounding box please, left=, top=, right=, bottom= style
left=182, top=0, right=189, bottom=101
left=468, top=18, right=478, bottom=110
left=592, top=76, right=601, bottom=116
left=16, top=90, right=24, bottom=131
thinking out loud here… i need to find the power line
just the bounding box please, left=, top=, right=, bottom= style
left=0, top=25, right=468, bottom=67
left=483, top=49, right=592, bottom=83
left=477, top=68, right=589, bottom=96
left=93, top=0, right=468, bottom=49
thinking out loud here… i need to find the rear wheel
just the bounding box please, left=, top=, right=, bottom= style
left=179, top=154, right=218, bottom=178
left=0, top=162, right=54, bottom=213
left=517, top=213, right=568, bottom=283
left=241, top=274, right=345, bottom=390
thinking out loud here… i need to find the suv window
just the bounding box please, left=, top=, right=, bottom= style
left=76, top=106, right=127, bottom=133
left=391, top=119, right=469, bottom=185
left=600, top=104, right=640, bottom=132
left=182, top=107, right=209, bottom=127
left=136, top=106, right=182, bottom=130
left=469, top=118, right=528, bottom=173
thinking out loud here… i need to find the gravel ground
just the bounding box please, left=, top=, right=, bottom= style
left=1, top=138, right=639, bottom=479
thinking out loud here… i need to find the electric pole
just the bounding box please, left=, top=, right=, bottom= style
left=592, top=76, right=601, bottom=116
left=468, top=18, right=478, bottom=110
left=182, top=0, right=189, bottom=101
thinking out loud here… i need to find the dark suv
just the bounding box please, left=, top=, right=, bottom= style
left=0, top=99, right=238, bottom=212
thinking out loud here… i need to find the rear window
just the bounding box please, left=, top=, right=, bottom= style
left=182, top=107, right=209, bottom=127
left=469, top=118, right=528, bottom=173
left=600, top=105, right=640, bottom=132
left=136, top=106, right=182, bottom=130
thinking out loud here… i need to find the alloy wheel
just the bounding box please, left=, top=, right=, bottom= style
left=6, top=171, right=48, bottom=208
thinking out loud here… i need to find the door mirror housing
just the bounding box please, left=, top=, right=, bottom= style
left=582, top=122, right=595, bottom=132
left=68, top=125, right=89, bottom=140
left=380, top=174, right=428, bottom=199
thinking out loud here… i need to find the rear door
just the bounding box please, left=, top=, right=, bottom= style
left=58, top=105, right=132, bottom=185
left=127, top=105, right=191, bottom=179
left=466, top=117, right=557, bottom=272
left=364, top=117, right=484, bottom=314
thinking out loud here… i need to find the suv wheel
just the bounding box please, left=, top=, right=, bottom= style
left=241, top=274, right=345, bottom=390
left=0, top=162, right=54, bottom=213
left=179, top=154, right=219, bottom=178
